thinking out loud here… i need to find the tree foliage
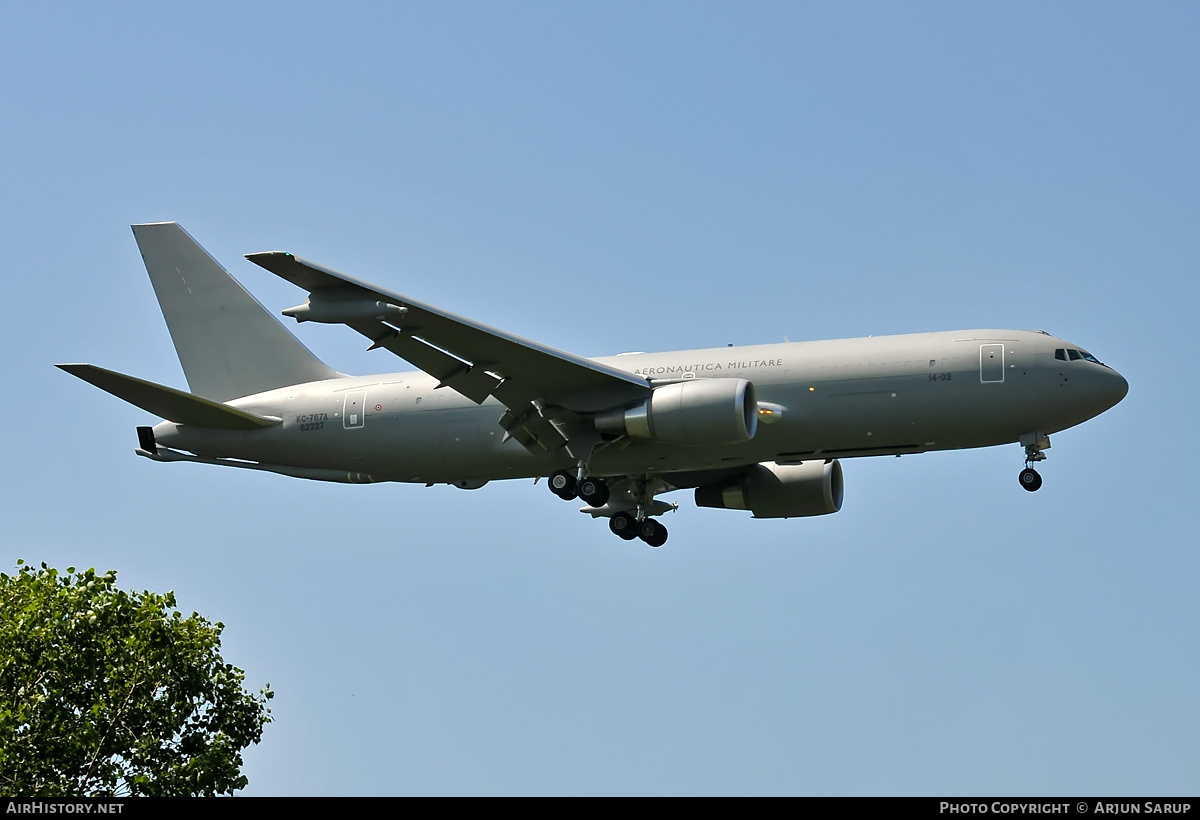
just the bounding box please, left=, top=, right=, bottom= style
left=0, top=560, right=273, bottom=796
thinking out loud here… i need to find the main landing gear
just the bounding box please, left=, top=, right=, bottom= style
left=548, top=470, right=670, bottom=547
left=548, top=469, right=610, bottom=507
left=1018, top=432, right=1050, bottom=493
left=607, top=511, right=668, bottom=547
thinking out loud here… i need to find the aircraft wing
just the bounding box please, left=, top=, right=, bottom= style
left=245, top=251, right=651, bottom=454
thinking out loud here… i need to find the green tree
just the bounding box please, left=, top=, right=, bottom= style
left=0, top=560, right=273, bottom=796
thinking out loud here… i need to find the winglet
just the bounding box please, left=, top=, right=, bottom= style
left=56, top=364, right=280, bottom=430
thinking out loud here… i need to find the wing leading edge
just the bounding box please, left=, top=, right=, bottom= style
left=245, top=251, right=651, bottom=454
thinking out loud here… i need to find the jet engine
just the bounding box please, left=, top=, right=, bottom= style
left=694, top=460, right=844, bottom=518
left=595, top=378, right=758, bottom=445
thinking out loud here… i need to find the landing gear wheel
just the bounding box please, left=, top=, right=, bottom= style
left=638, top=518, right=668, bottom=548
left=609, top=512, right=638, bottom=540
left=1019, top=467, right=1043, bottom=492
left=548, top=470, right=577, bottom=500
left=578, top=477, right=610, bottom=508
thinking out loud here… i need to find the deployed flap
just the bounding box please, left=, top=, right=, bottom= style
left=245, top=251, right=652, bottom=453
left=132, top=223, right=340, bottom=401
left=56, top=364, right=280, bottom=430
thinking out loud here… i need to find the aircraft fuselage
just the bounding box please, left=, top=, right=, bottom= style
left=153, top=328, right=1127, bottom=485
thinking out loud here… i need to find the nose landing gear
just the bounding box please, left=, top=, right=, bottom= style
left=1019, top=467, right=1043, bottom=492
left=1018, top=431, right=1050, bottom=492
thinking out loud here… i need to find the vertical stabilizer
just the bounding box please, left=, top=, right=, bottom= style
left=132, top=222, right=340, bottom=401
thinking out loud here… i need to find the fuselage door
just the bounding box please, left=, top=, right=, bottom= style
left=343, top=390, right=367, bottom=429
left=980, top=344, right=1004, bottom=383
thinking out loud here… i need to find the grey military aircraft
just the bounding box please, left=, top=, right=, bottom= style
left=59, top=223, right=1128, bottom=547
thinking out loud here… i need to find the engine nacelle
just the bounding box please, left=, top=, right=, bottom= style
left=695, top=460, right=844, bottom=518
left=595, top=378, right=758, bottom=445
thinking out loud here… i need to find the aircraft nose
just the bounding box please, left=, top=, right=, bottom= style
left=1090, top=365, right=1129, bottom=414
left=1054, top=354, right=1128, bottom=424
left=1107, top=367, right=1130, bottom=407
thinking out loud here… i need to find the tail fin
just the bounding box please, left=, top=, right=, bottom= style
left=132, top=222, right=340, bottom=401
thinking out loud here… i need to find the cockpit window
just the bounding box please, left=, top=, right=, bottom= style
left=1059, top=347, right=1107, bottom=365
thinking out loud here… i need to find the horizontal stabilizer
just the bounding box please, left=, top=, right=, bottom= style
left=56, top=364, right=280, bottom=430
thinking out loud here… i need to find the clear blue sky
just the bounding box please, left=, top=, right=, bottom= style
left=2, top=2, right=1196, bottom=795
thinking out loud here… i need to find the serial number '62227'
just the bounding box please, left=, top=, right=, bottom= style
left=296, top=412, right=329, bottom=431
